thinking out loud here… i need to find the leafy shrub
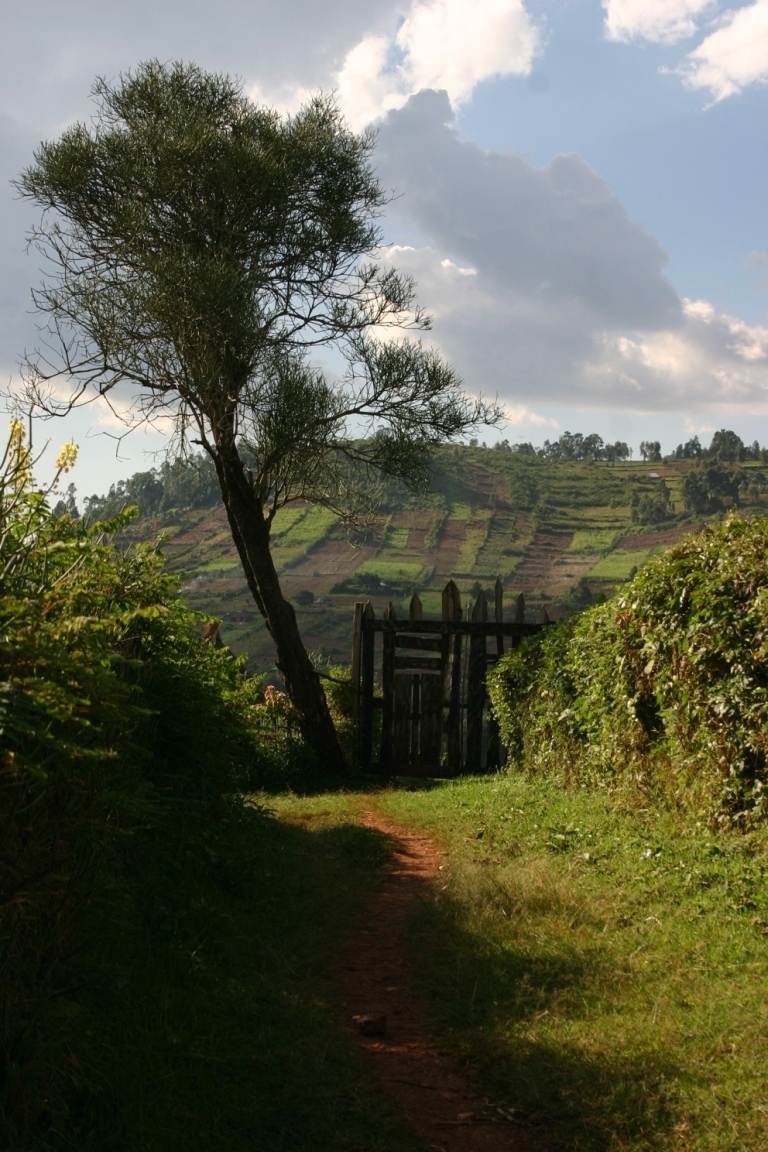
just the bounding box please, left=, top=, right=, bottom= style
left=631, top=482, right=671, bottom=524
left=681, top=461, right=743, bottom=514
left=0, top=430, right=277, bottom=1147
left=488, top=515, right=768, bottom=825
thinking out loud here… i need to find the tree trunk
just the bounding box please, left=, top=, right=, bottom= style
left=210, top=440, right=347, bottom=775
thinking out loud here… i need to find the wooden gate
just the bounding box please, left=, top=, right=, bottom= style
left=350, top=579, right=549, bottom=776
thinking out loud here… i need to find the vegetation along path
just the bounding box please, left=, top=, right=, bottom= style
left=339, top=803, right=540, bottom=1152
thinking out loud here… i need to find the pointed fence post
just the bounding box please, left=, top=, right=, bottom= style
left=407, top=592, right=423, bottom=769
left=486, top=577, right=504, bottom=769
left=443, top=580, right=463, bottom=774
left=466, top=589, right=487, bottom=772
left=380, top=602, right=397, bottom=769
left=351, top=600, right=364, bottom=719
left=360, top=601, right=376, bottom=769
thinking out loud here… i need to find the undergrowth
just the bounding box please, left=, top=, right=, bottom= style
left=488, top=515, right=768, bottom=825
left=1, top=429, right=401, bottom=1150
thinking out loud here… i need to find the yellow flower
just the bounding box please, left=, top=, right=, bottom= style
left=55, top=441, right=79, bottom=475
left=7, top=420, right=32, bottom=492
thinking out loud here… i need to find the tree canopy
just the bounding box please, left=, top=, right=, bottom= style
left=18, top=61, right=497, bottom=768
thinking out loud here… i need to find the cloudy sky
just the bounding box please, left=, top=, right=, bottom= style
left=2, top=0, right=767, bottom=494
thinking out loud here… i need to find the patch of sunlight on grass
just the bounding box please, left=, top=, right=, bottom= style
left=377, top=774, right=768, bottom=1151
left=569, top=529, right=622, bottom=554
left=588, top=549, right=653, bottom=579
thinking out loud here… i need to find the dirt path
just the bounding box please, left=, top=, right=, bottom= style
left=339, top=807, right=541, bottom=1152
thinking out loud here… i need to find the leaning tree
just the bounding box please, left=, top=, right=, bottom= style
left=17, top=61, right=498, bottom=771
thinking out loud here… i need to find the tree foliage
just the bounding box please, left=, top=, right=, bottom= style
left=488, top=515, right=768, bottom=825
left=17, top=61, right=497, bottom=767
left=0, top=425, right=335, bottom=1146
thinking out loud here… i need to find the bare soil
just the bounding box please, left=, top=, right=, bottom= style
left=615, top=525, right=690, bottom=550
left=511, top=531, right=594, bottom=594
left=339, top=807, right=542, bottom=1152
left=432, top=519, right=468, bottom=577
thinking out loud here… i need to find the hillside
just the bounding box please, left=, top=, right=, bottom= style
left=114, top=444, right=768, bottom=668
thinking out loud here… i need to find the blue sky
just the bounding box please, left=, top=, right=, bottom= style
left=1, top=0, right=767, bottom=497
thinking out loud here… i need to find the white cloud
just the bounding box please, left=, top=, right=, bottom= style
left=336, top=0, right=542, bottom=129
left=335, top=37, right=407, bottom=128
left=501, top=403, right=558, bottom=428
left=374, top=94, right=768, bottom=415
left=383, top=244, right=768, bottom=413
left=396, top=0, right=541, bottom=102
left=603, top=0, right=714, bottom=45
left=678, top=0, right=768, bottom=100
left=376, top=90, right=681, bottom=332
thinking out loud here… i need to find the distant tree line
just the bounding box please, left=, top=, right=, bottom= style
left=63, top=429, right=768, bottom=523
left=70, top=454, right=221, bottom=521
left=672, top=429, right=766, bottom=463
left=494, top=431, right=632, bottom=461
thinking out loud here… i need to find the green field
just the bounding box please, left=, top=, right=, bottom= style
left=124, top=446, right=768, bottom=668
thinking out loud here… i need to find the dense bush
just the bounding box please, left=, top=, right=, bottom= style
left=488, top=515, right=768, bottom=825
left=0, top=429, right=311, bottom=1148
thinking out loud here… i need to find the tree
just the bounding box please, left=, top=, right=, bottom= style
left=17, top=61, right=498, bottom=772
left=682, top=461, right=743, bottom=515
left=707, top=429, right=746, bottom=462
left=631, top=480, right=671, bottom=525
left=673, top=435, right=703, bottom=460
left=639, top=440, right=662, bottom=463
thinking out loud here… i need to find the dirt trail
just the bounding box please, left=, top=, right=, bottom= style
left=339, top=808, right=541, bottom=1152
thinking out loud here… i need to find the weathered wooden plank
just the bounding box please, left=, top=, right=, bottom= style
left=351, top=600, right=364, bottom=721
left=380, top=603, right=397, bottom=768
left=392, top=673, right=413, bottom=767
left=360, top=601, right=376, bottom=768
left=466, top=590, right=487, bottom=772
left=394, top=635, right=443, bottom=651
left=362, top=620, right=542, bottom=636
left=419, top=670, right=443, bottom=767
left=487, top=577, right=505, bottom=770
left=443, top=581, right=463, bottom=773
left=412, top=673, right=421, bottom=763
left=395, top=655, right=443, bottom=672
left=515, top=592, right=525, bottom=624
left=409, top=593, right=423, bottom=621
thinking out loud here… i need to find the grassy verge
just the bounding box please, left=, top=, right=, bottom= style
left=73, top=792, right=425, bottom=1152
left=372, top=774, right=768, bottom=1152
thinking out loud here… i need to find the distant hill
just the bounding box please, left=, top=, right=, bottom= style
left=106, top=443, right=768, bottom=670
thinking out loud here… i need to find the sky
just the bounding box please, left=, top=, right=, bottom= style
left=1, top=0, right=768, bottom=497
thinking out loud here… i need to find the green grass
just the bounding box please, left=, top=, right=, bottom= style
left=456, top=511, right=493, bottom=573
left=569, top=529, right=622, bottom=554
left=356, top=558, right=430, bottom=583
left=271, top=506, right=339, bottom=568
left=384, top=525, right=410, bottom=549
left=74, top=793, right=425, bottom=1152
left=588, top=549, right=653, bottom=579
left=369, top=774, right=768, bottom=1152
left=270, top=504, right=311, bottom=539
left=192, top=557, right=241, bottom=573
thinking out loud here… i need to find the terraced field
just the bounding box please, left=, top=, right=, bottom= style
left=127, top=447, right=768, bottom=669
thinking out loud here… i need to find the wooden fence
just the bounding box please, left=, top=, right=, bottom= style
left=350, top=579, right=550, bottom=776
